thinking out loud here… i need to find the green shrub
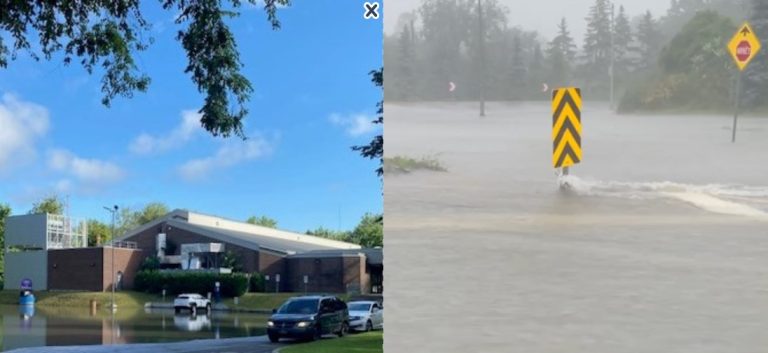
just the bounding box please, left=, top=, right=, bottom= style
left=139, top=256, right=161, bottom=272
left=249, top=272, right=265, bottom=292
left=134, top=271, right=249, bottom=297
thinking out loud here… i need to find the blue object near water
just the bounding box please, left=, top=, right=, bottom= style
left=19, top=294, right=35, bottom=306
left=19, top=303, right=35, bottom=317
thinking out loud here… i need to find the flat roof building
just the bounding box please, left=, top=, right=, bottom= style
left=115, top=210, right=382, bottom=294
left=4, top=209, right=382, bottom=294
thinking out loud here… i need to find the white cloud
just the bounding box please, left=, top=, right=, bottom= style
left=178, top=135, right=275, bottom=182
left=0, top=93, right=49, bottom=170
left=54, top=179, right=74, bottom=194
left=47, top=149, right=125, bottom=184
left=328, top=113, right=378, bottom=137
left=129, top=110, right=201, bottom=155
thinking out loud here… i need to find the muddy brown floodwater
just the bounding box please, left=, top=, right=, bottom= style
left=384, top=102, right=768, bottom=353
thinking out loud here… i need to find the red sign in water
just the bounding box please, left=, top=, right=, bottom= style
left=737, top=41, right=752, bottom=62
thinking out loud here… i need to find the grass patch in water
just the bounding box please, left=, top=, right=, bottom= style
left=384, top=155, right=446, bottom=174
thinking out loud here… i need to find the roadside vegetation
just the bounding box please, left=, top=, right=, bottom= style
left=385, top=0, right=768, bottom=115
left=384, top=155, right=447, bottom=174
left=619, top=11, right=736, bottom=113
left=0, top=290, right=159, bottom=309
left=280, top=331, right=383, bottom=353
left=0, top=290, right=348, bottom=312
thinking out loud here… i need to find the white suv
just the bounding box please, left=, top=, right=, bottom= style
left=173, top=293, right=212, bottom=314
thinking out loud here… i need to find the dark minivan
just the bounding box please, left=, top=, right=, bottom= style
left=267, top=295, right=349, bottom=342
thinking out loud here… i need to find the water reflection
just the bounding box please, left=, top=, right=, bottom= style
left=0, top=305, right=267, bottom=352
left=173, top=313, right=211, bottom=332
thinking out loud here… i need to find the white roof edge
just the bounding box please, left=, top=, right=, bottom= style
left=166, top=220, right=263, bottom=252
left=184, top=211, right=361, bottom=250
left=115, top=209, right=362, bottom=251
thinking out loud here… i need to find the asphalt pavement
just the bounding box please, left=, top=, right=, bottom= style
left=6, top=336, right=286, bottom=353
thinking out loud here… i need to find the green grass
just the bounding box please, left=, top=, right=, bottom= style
left=0, top=290, right=160, bottom=309
left=222, top=292, right=352, bottom=312
left=222, top=292, right=296, bottom=311
left=0, top=290, right=348, bottom=312
left=280, top=331, right=383, bottom=353
left=384, top=155, right=447, bottom=174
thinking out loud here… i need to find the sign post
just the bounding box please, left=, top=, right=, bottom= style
left=552, top=87, right=583, bottom=177
left=727, top=22, right=761, bottom=143
left=275, top=274, right=280, bottom=294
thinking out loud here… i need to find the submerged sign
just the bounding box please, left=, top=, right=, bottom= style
left=728, top=22, right=761, bottom=71
left=552, top=87, right=582, bottom=169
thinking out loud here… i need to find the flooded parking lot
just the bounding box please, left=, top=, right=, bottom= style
left=0, top=305, right=268, bottom=351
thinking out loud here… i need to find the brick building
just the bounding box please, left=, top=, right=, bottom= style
left=4, top=210, right=383, bottom=294
left=115, top=210, right=382, bottom=294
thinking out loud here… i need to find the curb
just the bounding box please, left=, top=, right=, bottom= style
left=143, top=302, right=271, bottom=314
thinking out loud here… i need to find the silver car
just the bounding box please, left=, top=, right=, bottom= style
left=347, top=301, right=383, bottom=332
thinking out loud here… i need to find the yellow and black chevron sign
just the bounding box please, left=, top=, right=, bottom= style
left=552, top=87, right=582, bottom=169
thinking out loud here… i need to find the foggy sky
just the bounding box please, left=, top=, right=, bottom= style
left=384, top=0, right=672, bottom=41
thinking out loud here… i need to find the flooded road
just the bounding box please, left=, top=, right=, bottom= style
left=0, top=305, right=268, bottom=351
left=384, top=102, right=768, bottom=353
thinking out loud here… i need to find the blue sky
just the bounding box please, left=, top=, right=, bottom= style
left=0, top=1, right=383, bottom=233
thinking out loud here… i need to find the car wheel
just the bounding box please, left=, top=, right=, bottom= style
left=312, top=324, right=322, bottom=341
left=268, top=334, right=279, bottom=343
left=174, top=307, right=181, bottom=314
left=365, top=320, right=373, bottom=332
left=337, top=321, right=348, bottom=337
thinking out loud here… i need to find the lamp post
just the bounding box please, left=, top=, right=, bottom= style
left=103, top=205, right=118, bottom=310
left=609, top=1, right=616, bottom=110
left=477, top=0, right=486, bottom=117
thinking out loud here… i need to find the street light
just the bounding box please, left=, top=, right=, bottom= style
left=103, top=205, right=118, bottom=310
left=609, top=1, right=616, bottom=110
left=477, top=0, right=486, bottom=117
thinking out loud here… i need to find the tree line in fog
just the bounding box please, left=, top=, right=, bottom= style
left=384, top=0, right=768, bottom=112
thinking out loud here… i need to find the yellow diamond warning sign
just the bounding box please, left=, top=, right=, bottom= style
left=728, top=22, right=761, bottom=71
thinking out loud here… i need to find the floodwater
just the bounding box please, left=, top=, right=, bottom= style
left=0, top=305, right=267, bottom=352
left=384, top=102, right=768, bottom=353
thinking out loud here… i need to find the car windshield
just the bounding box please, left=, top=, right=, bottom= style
left=277, top=299, right=319, bottom=314
left=348, top=303, right=371, bottom=311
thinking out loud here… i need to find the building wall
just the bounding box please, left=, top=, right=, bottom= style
left=48, top=248, right=104, bottom=291
left=121, top=221, right=372, bottom=294
left=349, top=255, right=371, bottom=294
left=102, top=248, right=144, bottom=291
left=47, top=248, right=143, bottom=291
left=5, top=214, right=48, bottom=249
left=5, top=251, right=48, bottom=290
left=260, top=251, right=287, bottom=292
left=286, top=255, right=368, bottom=294
left=125, top=224, right=260, bottom=273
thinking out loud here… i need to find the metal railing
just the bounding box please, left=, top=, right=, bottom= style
left=106, top=241, right=138, bottom=249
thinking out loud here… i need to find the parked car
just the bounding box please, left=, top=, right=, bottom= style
left=267, top=295, right=349, bottom=343
left=347, top=301, right=383, bottom=332
left=173, top=293, right=211, bottom=314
